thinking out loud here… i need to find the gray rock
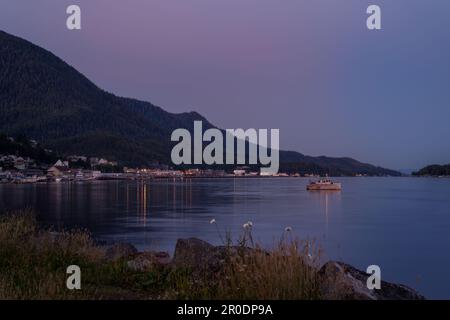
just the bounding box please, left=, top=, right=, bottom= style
left=172, top=238, right=254, bottom=276
left=172, top=239, right=425, bottom=300
left=172, top=238, right=220, bottom=273
left=319, top=261, right=425, bottom=300
left=127, top=251, right=171, bottom=272
left=105, top=242, right=138, bottom=262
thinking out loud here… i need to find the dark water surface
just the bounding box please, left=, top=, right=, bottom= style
left=1, top=177, right=449, bottom=298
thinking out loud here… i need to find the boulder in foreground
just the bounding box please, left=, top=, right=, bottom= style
left=172, top=238, right=425, bottom=300
left=318, top=261, right=425, bottom=300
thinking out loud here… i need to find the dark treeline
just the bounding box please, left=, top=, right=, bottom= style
left=413, top=164, right=450, bottom=176
left=0, top=134, right=57, bottom=165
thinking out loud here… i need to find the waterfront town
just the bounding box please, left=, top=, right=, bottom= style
left=0, top=155, right=307, bottom=183
left=0, top=149, right=315, bottom=183
left=0, top=135, right=382, bottom=183
left=0, top=135, right=293, bottom=183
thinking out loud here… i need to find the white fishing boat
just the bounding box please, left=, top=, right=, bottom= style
left=307, top=179, right=342, bottom=191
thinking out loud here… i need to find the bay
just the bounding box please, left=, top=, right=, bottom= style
left=1, top=177, right=449, bottom=298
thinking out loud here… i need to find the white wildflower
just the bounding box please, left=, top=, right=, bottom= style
left=285, top=226, right=292, bottom=232
left=243, top=221, right=253, bottom=229
left=210, top=218, right=216, bottom=224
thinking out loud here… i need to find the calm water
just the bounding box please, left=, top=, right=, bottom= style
left=0, top=177, right=449, bottom=299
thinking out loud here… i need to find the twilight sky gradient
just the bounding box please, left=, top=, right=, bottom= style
left=1, top=0, right=449, bottom=170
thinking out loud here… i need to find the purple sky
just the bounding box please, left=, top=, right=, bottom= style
left=1, top=0, right=450, bottom=170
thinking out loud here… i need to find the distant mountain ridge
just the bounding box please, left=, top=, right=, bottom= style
left=412, top=164, right=450, bottom=177
left=0, top=30, right=400, bottom=176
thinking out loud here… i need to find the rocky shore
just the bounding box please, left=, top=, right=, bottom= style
left=0, top=213, right=424, bottom=300
left=105, top=238, right=425, bottom=300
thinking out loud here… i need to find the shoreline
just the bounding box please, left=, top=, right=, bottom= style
left=3, top=174, right=447, bottom=186
left=0, top=212, right=425, bottom=300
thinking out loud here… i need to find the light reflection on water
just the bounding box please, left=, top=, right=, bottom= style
left=1, top=177, right=450, bottom=298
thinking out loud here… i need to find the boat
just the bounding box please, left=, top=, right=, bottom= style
left=307, top=179, right=342, bottom=191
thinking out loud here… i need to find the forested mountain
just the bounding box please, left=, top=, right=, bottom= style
left=0, top=30, right=400, bottom=176
left=0, top=30, right=215, bottom=165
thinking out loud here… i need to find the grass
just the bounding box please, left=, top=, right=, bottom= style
left=0, top=210, right=322, bottom=300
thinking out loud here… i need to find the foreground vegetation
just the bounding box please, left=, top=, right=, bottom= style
left=0, top=211, right=322, bottom=300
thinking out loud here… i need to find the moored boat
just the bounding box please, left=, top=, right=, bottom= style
left=307, top=179, right=342, bottom=191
